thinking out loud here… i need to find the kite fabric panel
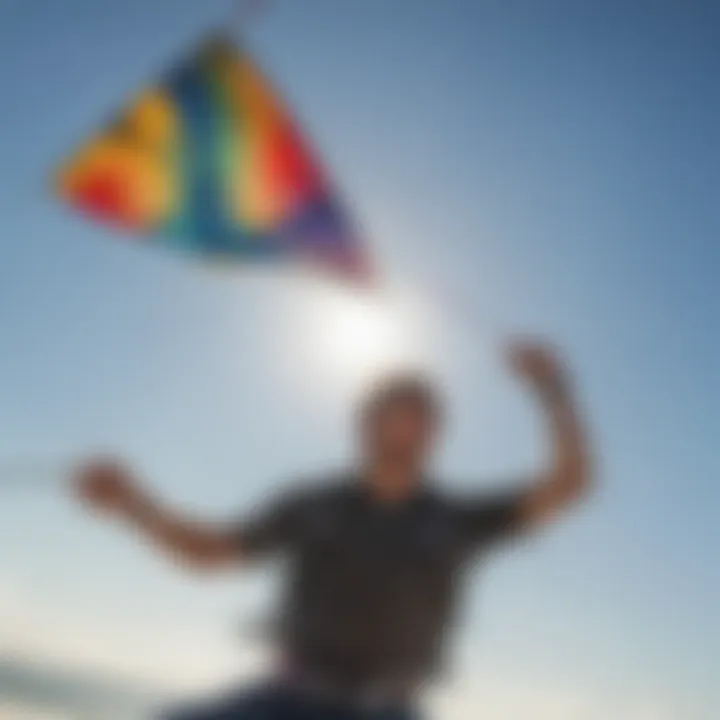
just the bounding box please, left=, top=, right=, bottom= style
left=55, top=36, right=371, bottom=282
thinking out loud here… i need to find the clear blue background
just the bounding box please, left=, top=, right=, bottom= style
left=0, top=1, right=717, bottom=717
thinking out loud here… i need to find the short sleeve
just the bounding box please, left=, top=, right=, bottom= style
left=454, top=488, right=527, bottom=554
left=232, top=489, right=307, bottom=560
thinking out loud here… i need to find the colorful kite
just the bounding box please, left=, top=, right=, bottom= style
left=54, top=36, right=371, bottom=283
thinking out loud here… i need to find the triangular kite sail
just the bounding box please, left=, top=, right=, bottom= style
left=55, top=36, right=371, bottom=282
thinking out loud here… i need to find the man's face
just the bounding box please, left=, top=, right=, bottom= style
left=362, top=400, right=439, bottom=475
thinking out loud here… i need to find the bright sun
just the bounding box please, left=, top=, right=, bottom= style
left=286, top=283, right=435, bottom=398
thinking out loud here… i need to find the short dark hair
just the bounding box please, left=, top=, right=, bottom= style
left=359, top=372, right=442, bottom=425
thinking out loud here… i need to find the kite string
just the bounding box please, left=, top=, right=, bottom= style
left=409, top=265, right=509, bottom=358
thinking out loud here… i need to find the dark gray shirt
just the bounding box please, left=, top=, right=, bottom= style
left=235, top=475, right=524, bottom=691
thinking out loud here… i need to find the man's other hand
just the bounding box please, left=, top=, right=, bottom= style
left=507, top=341, right=569, bottom=394
left=75, top=459, right=144, bottom=517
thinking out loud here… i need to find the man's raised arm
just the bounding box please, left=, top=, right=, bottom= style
left=74, top=461, right=243, bottom=572
left=509, top=342, right=593, bottom=529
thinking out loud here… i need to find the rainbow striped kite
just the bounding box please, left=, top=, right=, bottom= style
left=55, top=36, right=371, bottom=282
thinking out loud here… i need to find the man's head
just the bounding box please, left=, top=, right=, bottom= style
left=358, top=372, right=443, bottom=485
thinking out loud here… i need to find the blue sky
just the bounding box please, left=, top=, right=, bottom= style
left=0, top=1, right=718, bottom=718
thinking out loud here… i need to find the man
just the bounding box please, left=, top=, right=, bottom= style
left=76, top=342, right=592, bottom=720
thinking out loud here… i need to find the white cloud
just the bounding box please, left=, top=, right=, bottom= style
left=0, top=579, right=268, bottom=692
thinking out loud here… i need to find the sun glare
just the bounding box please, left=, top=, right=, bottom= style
left=286, top=283, right=435, bottom=399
